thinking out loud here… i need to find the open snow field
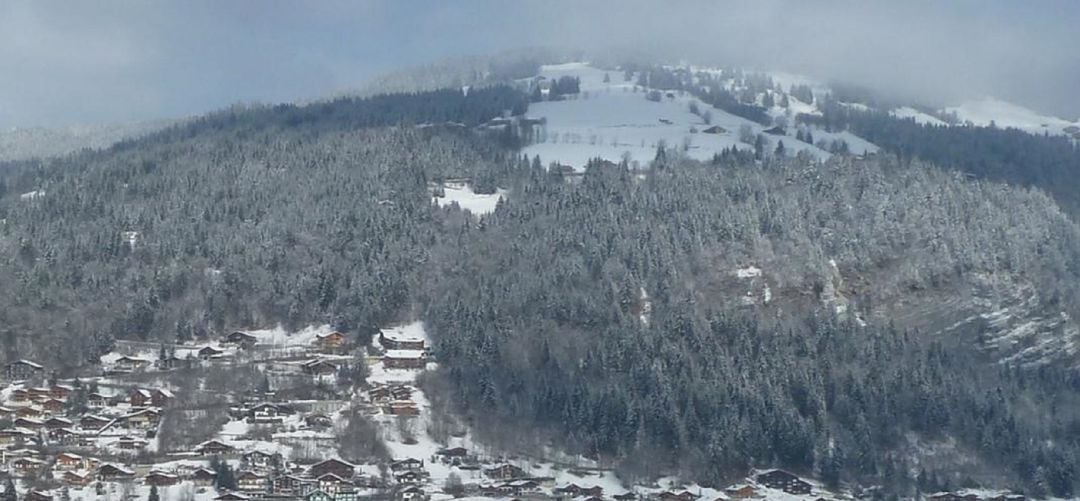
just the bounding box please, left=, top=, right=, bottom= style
left=522, top=63, right=855, bottom=170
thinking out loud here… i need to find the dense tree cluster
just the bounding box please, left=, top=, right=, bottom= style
left=423, top=156, right=1080, bottom=496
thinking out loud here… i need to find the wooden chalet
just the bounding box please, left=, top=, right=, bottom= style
left=191, top=467, right=218, bottom=486
left=14, top=417, right=44, bottom=430
left=237, top=470, right=269, bottom=492
left=224, top=331, right=258, bottom=347
left=54, top=452, right=84, bottom=470
left=315, top=331, right=348, bottom=351
left=42, top=398, right=66, bottom=414
left=117, top=435, right=149, bottom=450
left=382, top=350, right=426, bottom=369
left=383, top=400, right=420, bottom=416
left=122, top=408, right=161, bottom=429
left=27, top=387, right=51, bottom=401
left=614, top=493, right=638, bottom=501
left=390, top=458, right=424, bottom=472
left=657, top=491, right=698, bottom=501
left=49, top=384, right=75, bottom=400
left=303, top=359, right=340, bottom=377
left=399, top=485, right=425, bottom=501
left=80, top=414, right=113, bottom=431
left=44, top=416, right=73, bottom=430
left=61, top=471, right=93, bottom=487
left=0, top=406, right=14, bottom=419
left=0, top=428, right=31, bottom=446
left=756, top=470, right=811, bottom=495
left=12, top=456, right=47, bottom=474
left=724, top=485, right=757, bottom=499
left=145, top=471, right=180, bottom=486
left=113, top=355, right=152, bottom=372
left=25, top=491, right=53, bottom=501
left=5, top=359, right=44, bottom=381
left=196, top=439, right=236, bottom=455
left=484, top=463, right=527, bottom=480
left=242, top=450, right=278, bottom=469
left=86, top=392, right=108, bottom=408
left=129, top=388, right=154, bottom=407
left=393, top=470, right=424, bottom=484
left=199, top=346, right=227, bottom=360
left=15, top=406, right=43, bottom=418
left=307, top=458, right=355, bottom=479
left=557, top=484, right=605, bottom=498
left=214, top=493, right=251, bottom=501
left=379, top=332, right=425, bottom=351
left=48, top=427, right=81, bottom=444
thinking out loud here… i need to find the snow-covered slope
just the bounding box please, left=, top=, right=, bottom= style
left=944, top=97, right=1078, bottom=135
left=521, top=63, right=874, bottom=170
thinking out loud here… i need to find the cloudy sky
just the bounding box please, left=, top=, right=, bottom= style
left=2, top=0, right=1078, bottom=128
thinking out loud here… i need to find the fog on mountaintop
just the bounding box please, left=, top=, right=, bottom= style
left=1, top=0, right=1078, bottom=128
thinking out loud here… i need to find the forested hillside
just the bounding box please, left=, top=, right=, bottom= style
left=2, top=68, right=1080, bottom=497
left=0, top=85, right=526, bottom=366
left=421, top=155, right=1080, bottom=496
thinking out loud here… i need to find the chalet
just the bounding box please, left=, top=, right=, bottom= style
left=304, top=413, right=333, bottom=429
left=48, top=427, right=81, bottom=444
left=5, top=359, right=44, bottom=381
left=315, top=331, right=348, bottom=352
left=10, top=388, right=31, bottom=404
left=658, top=491, right=698, bottom=501
left=152, top=388, right=175, bottom=407
left=0, top=406, right=12, bottom=419
left=305, top=490, right=336, bottom=501
left=756, top=470, right=811, bottom=495
left=199, top=346, right=227, bottom=360
left=614, top=493, right=638, bottom=501
left=49, top=384, right=75, bottom=400
left=702, top=125, right=728, bottom=134
left=390, top=386, right=413, bottom=400
left=394, top=470, right=424, bottom=484
left=15, top=406, right=43, bottom=418
left=724, top=485, right=756, bottom=499
left=114, top=355, right=152, bottom=372
left=557, top=484, right=605, bottom=497
left=307, top=458, right=355, bottom=479
left=123, top=408, right=161, bottom=429
left=273, top=474, right=308, bottom=494
left=157, top=354, right=187, bottom=370
left=196, top=439, right=236, bottom=455
left=383, top=350, right=426, bottom=370
left=80, top=414, right=113, bottom=431
left=25, top=492, right=53, bottom=501
left=485, top=464, right=527, bottom=480
left=237, top=470, right=269, bottom=492
left=27, top=387, right=52, bottom=401
left=12, top=456, right=46, bottom=474
left=249, top=402, right=292, bottom=423
left=145, top=471, right=180, bottom=486
left=62, top=471, right=93, bottom=487
left=434, top=447, right=468, bottom=465
left=368, top=386, right=392, bottom=402
left=302, top=359, right=339, bottom=377
left=54, top=452, right=84, bottom=470
left=379, top=332, right=425, bottom=351
left=44, top=416, right=73, bottom=430
left=400, top=486, right=425, bottom=501
left=191, top=468, right=217, bottom=486
left=118, top=435, right=149, bottom=450
left=384, top=400, right=420, bottom=416
left=390, top=458, right=424, bottom=472
left=243, top=450, right=277, bottom=469
left=318, top=473, right=352, bottom=493
left=129, top=388, right=154, bottom=407
left=0, top=428, right=30, bottom=446
left=42, top=398, right=66, bottom=414
left=763, top=126, right=786, bottom=136
left=225, top=331, right=258, bottom=347
left=215, top=493, right=251, bottom=501
left=14, top=417, right=44, bottom=430
left=86, top=392, right=108, bottom=408
left=504, top=479, right=541, bottom=495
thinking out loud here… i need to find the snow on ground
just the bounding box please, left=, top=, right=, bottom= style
left=433, top=182, right=506, bottom=215
left=18, top=190, right=44, bottom=201
left=944, top=97, right=1075, bottom=135
left=735, top=266, right=762, bottom=279
left=244, top=323, right=333, bottom=348
left=891, top=107, right=947, bottom=126
left=67, top=481, right=219, bottom=501
left=522, top=63, right=834, bottom=170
